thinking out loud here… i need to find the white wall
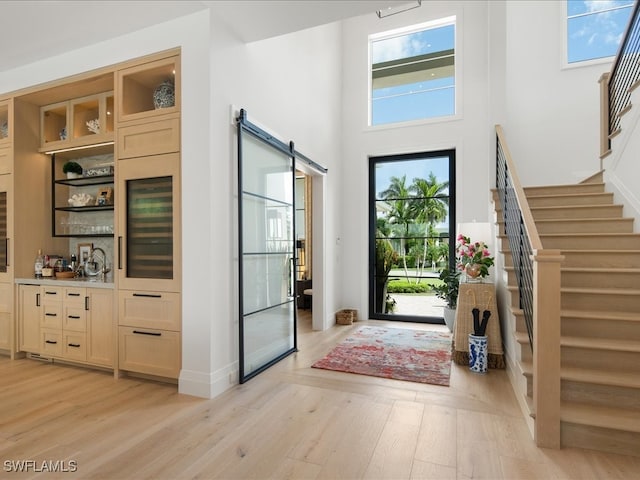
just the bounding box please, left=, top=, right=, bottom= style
left=340, top=1, right=492, bottom=317
left=502, top=0, right=612, bottom=186
left=209, top=15, right=344, bottom=387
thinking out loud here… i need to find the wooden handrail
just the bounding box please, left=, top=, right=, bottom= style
left=495, top=125, right=562, bottom=449
left=495, top=125, right=543, bottom=251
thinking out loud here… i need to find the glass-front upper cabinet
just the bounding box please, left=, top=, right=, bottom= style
left=116, top=153, right=180, bottom=292
left=0, top=100, right=10, bottom=146
left=0, top=100, right=12, bottom=175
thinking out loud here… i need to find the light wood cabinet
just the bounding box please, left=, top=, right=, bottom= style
left=117, top=116, right=180, bottom=159
left=118, top=291, right=180, bottom=331
left=118, top=326, right=180, bottom=378
left=0, top=100, right=11, bottom=149
left=116, top=54, right=180, bottom=124
left=0, top=174, right=13, bottom=282
left=39, top=92, right=115, bottom=153
left=116, top=153, right=181, bottom=293
left=0, top=282, right=13, bottom=352
left=18, top=284, right=40, bottom=353
left=18, top=283, right=114, bottom=367
left=86, top=288, right=114, bottom=367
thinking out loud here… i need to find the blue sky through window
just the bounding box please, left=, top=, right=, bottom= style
left=371, top=22, right=455, bottom=125
left=567, top=0, right=634, bottom=63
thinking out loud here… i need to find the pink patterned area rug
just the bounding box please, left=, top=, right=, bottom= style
left=312, top=325, right=452, bottom=386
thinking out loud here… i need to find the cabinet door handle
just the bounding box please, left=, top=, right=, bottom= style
left=132, top=330, right=162, bottom=337
left=45, top=313, right=57, bottom=317
left=132, top=293, right=162, bottom=298
left=68, top=343, right=81, bottom=348
left=5, top=238, right=9, bottom=267
left=68, top=315, right=81, bottom=319
left=36, top=293, right=40, bottom=307
left=85, top=296, right=89, bottom=311
left=118, top=236, right=122, bottom=270
left=45, top=340, right=57, bottom=345
left=45, top=291, right=58, bottom=295
left=68, top=293, right=81, bottom=297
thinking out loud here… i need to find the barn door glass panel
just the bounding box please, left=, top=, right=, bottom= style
left=239, top=128, right=296, bottom=383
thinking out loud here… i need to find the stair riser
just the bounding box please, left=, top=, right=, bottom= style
left=562, top=291, right=640, bottom=313
left=541, top=235, right=640, bottom=249
left=527, top=193, right=614, bottom=207
left=508, top=269, right=640, bottom=290
left=562, top=347, right=640, bottom=375
left=562, top=423, right=640, bottom=457
left=524, top=184, right=605, bottom=196
left=561, top=270, right=640, bottom=289
left=562, top=317, right=640, bottom=342
left=535, top=219, right=634, bottom=234
left=562, top=380, right=640, bottom=410
left=561, top=251, right=640, bottom=268
left=530, top=206, right=624, bottom=220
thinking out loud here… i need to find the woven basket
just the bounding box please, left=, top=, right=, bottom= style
left=336, top=309, right=358, bottom=325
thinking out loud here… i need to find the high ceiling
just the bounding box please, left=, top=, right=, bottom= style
left=0, top=1, right=407, bottom=73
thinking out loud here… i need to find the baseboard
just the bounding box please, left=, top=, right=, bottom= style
left=179, top=362, right=238, bottom=399
left=605, top=170, right=640, bottom=233
left=505, top=351, right=535, bottom=439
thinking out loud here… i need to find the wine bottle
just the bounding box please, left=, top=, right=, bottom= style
left=34, top=249, right=44, bottom=279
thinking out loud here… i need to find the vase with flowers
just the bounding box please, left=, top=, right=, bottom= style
left=456, top=233, right=495, bottom=282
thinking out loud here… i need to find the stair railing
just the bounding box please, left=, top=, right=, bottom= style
left=495, top=125, right=563, bottom=449
left=600, top=1, right=640, bottom=159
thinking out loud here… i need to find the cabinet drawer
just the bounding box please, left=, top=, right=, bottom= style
left=42, top=286, right=63, bottom=302
left=63, top=306, right=86, bottom=332
left=118, top=291, right=180, bottom=331
left=118, top=326, right=180, bottom=378
left=117, top=117, right=179, bottom=159
left=41, top=305, right=62, bottom=329
left=64, top=287, right=85, bottom=305
left=41, top=328, right=63, bottom=357
left=63, top=332, right=87, bottom=361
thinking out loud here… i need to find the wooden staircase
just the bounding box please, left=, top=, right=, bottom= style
left=495, top=172, right=640, bottom=457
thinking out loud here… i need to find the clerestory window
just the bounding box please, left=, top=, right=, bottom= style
left=369, top=16, right=456, bottom=126
left=566, top=0, right=634, bottom=65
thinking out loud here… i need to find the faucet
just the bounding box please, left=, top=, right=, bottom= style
left=86, top=247, right=110, bottom=280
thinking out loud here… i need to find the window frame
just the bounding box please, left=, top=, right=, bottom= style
left=562, top=0, right=634, bottom=69
left=368, top=15, right=460, bottom=128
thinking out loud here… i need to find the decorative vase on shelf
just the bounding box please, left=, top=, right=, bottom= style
left=465, top=263, right=482, bottom=282
left=153, top=80, right=175, bottom=109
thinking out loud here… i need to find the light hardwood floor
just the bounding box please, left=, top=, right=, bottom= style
left=1, top=310, right=638, bottom=479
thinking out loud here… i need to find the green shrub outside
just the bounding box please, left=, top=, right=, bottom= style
left=387, top=278, right=441, bottom=294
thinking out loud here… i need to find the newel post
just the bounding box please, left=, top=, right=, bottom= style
left=532, top=249, right=564, bottom=448
left=599, top=71, right=611, bottom=162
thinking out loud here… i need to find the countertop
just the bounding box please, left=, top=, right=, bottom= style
left=15, top=276, right=115, bottom=289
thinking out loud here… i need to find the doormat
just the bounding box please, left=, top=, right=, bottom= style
left=311, top=325, right=452, bottom=386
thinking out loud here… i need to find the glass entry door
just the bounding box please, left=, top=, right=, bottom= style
left=238, top=112, right=296, bottom=383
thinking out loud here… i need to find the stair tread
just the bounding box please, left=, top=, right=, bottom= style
left=561, top=401, right=640, bottom=433
left=561, top=309, right=640, bottom=322
left=530, top=204, right=622, bottom=211
left=562, top=286, right=640, bottom=295
left=534, top=217, right=634, bottom=223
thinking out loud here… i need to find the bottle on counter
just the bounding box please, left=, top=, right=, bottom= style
left=34, top=249, right=44, bottom=279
